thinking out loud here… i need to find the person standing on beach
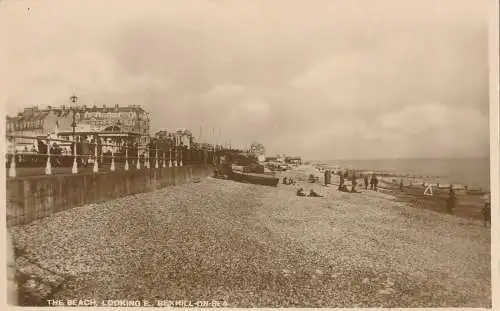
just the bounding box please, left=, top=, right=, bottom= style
left=324, top=170, right=332, bottom=186
left=370, top=174, right=378, bottom=191
left=482, top=193, right=491, bottom=227
left=351, top=172, right=357, bottom=193
left=364, top=175, right=369, bottom=190
left=338, top=171, right=345, bottom=191
left=446, top=187, right=457, bottom=214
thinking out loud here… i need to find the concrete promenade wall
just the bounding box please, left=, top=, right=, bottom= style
left=6, top=164, right=214, bottom=228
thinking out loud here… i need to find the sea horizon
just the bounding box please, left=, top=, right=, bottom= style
left=308, top=157, right=490, bottom=191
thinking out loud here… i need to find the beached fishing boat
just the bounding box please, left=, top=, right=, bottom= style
left=224, top=153, right=280, bottom=186
left=229, top=170, right=280, bottom=187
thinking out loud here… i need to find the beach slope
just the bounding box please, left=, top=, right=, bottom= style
left=11, top=176, right=491, bottom=307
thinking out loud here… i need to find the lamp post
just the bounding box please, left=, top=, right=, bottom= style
left=70, top=95, right=78, bottom=174
left=179, top=140, right=183, bottom=167
left=124, top=140, right=129, bottom=171
left=136, top=139, right=141, bottom=170
left=93, top=134, right=99, bottom=173
left=111, top=120, right=121, bottom=172
left=167, top=133, right=172, bottom=167
left=173, top=133, right=178, bottom=167
left=137, top=114, right=142, bottom=170
left=146, top=142, right=150, bottom=169
left=155, top=140, right=159, bottom=169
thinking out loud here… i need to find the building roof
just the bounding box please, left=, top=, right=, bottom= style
left=7, top=104, right=148, bottom=119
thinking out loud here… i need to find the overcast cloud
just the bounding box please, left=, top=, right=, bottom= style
left=1, top=0, right=491, bottom=159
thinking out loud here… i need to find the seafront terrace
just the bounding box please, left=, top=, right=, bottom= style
left=5, top=134, right=220, bottom=178
left=5, top=134, right=218, bottom=227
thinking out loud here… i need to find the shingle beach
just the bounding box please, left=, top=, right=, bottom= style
left=10, top=166, right=491, bottom=308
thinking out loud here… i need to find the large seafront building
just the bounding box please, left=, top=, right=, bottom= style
left=6, top=104, right=151, bottom=150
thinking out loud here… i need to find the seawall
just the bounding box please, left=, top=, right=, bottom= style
left=6, top=164, right=214, bottom=227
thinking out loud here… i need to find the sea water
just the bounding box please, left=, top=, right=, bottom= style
left=326, top=158, right=490, bottom=191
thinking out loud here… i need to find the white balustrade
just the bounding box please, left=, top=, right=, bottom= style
left=179, top=147, right=183, bottom=167
left=93, top=138, right=99, bottom=173
left=136, top=147, right=141, bottom=170
left=173, top=147, right=178, bottom=167
left=124, top=144, right=129, bottom=171
left=8, top=137, right=16, bottom=178
left=155, top=149, right=159, bottom=169
left=110, top=141, right=116, bottom=172
left=72, top=137, right=78, bottom=174
left=45, top=138, right=52, bottom=175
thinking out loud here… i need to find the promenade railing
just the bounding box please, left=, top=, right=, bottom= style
left=5, top=134, right=227, bottom=178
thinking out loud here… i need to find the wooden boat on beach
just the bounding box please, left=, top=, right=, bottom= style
left=223, top=154, right=280, bottom=186
left=229, top=170, right=280, bottom=187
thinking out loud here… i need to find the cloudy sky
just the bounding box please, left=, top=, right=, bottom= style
left=1, top=0, right=492, bottom=159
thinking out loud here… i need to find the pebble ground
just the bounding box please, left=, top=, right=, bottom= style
left=10, top=175, right=491, bottom=308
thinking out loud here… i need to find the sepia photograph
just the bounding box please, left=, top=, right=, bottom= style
left=1, top=0, right=497, bottom=308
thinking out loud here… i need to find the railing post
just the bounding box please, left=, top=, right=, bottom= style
left=99, top=137, right=104, bottom=165
left=155, top=148, right=159, bottom=169
left=174, top=147, right=178, bottom=167
left=169, top=148, right=172, bottom=167
left=45, top=137, right=52, bottom=175
left=72, top=136, right=78, bottom=174
left=93, top=137, right=99, bottom=173
left=8, top=136, right=16, bottom=178
left=124, top=144, right=129, bottom=171
left=136, top=146, right=141, bottom=170
left=179, top=147, right=183, bottom=167
left=162, top=151, right=166, bottom=168
left=110, top=142, right=116, bottom=172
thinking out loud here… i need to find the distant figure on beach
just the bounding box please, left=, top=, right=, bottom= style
left=324, top=170, right=331, bottom=185
left=370, top=174, right=378, bottom=191
left=482, top=193, right=491, bottom=227
left=308, top=174, right=316, bottom=183
left=446, top=187, right=457, bottom=214
left=351, top=173, right=357, bottom=193
left=283, top=177, right=288, bottom=185
left=482, top=202, right=491, bottom=227
left=308, top=189, right=323, bottom=197
left=338, top=171, right=345, bottom=191
left=296, top=188, right=306, bottom=197
left=400, top=179, right=404, bottom=192
left=364, top=175, right=369, bottom=190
